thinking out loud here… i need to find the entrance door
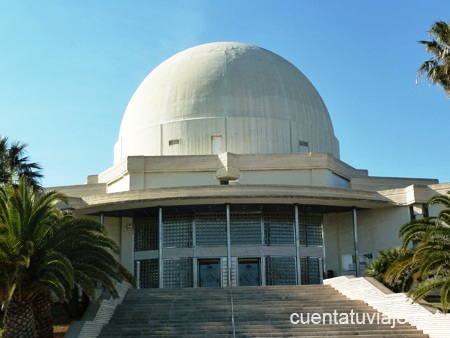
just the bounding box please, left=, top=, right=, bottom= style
left=198, top=259, right=221, bottom=287
left=238, top=258, right=260, bottom=286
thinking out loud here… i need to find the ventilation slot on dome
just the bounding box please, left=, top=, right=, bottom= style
left=169, top=139, right=180, bottom=146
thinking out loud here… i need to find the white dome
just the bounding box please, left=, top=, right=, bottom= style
left=114, top=42, right=339, bottom=163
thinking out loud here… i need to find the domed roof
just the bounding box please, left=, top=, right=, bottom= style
left=114, top=42, right=339, bottom=163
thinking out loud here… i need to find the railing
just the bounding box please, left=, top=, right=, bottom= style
left=230, top=268, right=236, bottom=338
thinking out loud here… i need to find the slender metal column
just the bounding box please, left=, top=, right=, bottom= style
left=131, top=223, right=135, bottom=275
left=192, top=219, right=197, bottom=287
left=318, top=258, right=323, bottom=284
left=226, top=203, right=231, bottom=287
left=158, top=207, right=163, bottom=288
left=226, top=204, right=236, bottom=337
left=100, top=213, right=104, bottom=225
left=260, top=214, right=265, bottom=286
left=136, top=261, right=141, bottom=289
left=321, top=216, right=326, bottom=279
left=294, top=205, right=301, bottom=285
left=260, top=256, right=266, bottom=286
left=193, top=258, right=198, bottom=288
left=352, top=208, right=360, bottom=277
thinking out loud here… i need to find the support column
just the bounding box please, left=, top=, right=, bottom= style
left=193, top=219, right=197, bottom=287
left=318, top=258, right=323, bottom=284
left=158, top=207, right=163, bottom=288
left=352, top=208, right=360, bottom=277
left=261, top=256, right=266, bottom=286
left=131, top=222, right=135, bottom=275
left=260, top=215, right=266, bottom=286
left=135, top=261, right=141, bottom=289
left=226, top=203, right=231, bottom=287
left=193, top=258, right=198, bottom=288
left=294, top=204, right=301, bottom=285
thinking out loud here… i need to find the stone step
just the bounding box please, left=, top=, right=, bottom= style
left=98, top=285, right=429, bottom=338
left=126, top=293, right=351, bottom=298
left=101, top=323, right=419, bottom=330
left=121, top=299, right=350, bottom=304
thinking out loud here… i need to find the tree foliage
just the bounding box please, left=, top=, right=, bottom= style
left=0, top=136, right=43, bottom=191
left=382, top=192, right=450, bottom=311
left=417, top=20, right=450, bottom=98
left=365, top=247, right=414, bottom=293
left=0, top=177, right=134, bottom=337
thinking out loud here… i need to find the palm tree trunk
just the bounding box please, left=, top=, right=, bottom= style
left=32, top=290, right=53, bottom=338
left=2, top=298, right=36, bottom=338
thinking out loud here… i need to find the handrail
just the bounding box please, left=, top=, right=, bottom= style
left=230, top=287, right=236, bottom=338
left=230, top=268, right=236, bottom=338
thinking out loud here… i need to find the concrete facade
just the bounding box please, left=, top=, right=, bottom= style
left=52, top=42, right=449, bottom=287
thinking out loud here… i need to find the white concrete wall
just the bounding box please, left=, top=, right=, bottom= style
left=238, top=169, right=349, bottom=187
left=117, top=168, right=350, bottom=189
left=120, top=217, right=134, bottom=272
left=119, top=117, right=340, bottom=159
left=429, top=203, right=444, bottom=217
left=107, top=175, right=130, bottom=193
left=98, top=153, right=366, bottom=192
left=104, top=216, right=121, bottom=248
left=50, top=183, right=106, bottom=197
left=162, top=118, right=227, bottom=155
left=131, top=172, right=218, bottom=189
left=323, top=206, right=410, bottom=277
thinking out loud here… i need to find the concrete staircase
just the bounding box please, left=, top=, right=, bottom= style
left=98, top=285, right=428, bottom=337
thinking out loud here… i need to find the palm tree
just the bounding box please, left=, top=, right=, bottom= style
left=0, top=179, right=67, bottom=338
left=0, top=136, right=43, bottom=190
left=384, top=192, right=450, bottom=311
left=0, top=136, right=43, bottom=191
left=0, top=177, right=134, bottom=337
left=365, top=247, right=414, bottom=292
left=417, top=21, right=450, bottom=98
left=31, top=215, right=135, bottom=338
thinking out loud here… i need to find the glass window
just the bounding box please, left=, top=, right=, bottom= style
left=163, top=215, right=193, bottom=248
left=299, top=214, right=323, bottom=246
left=264, top=213, right=294, bottom=245
left=266, top=256, right=296, bottom=285
left=230, top=214, right=262, bottom=245
left=195, top=213, right=227, bottom=246
left=163, top=258, right=193, bottom=288
left=135, top=259, right=159, bottom=288
left=301, top=257, right=321, bottom=285
left=134, top=216, right=158, bottom=251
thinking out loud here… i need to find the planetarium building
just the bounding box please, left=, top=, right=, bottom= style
left=57, top=42, right=449, bottom=289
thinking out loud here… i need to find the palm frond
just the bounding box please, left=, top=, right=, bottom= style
left=0, top=178, right=134, bottom=316
left=417, top=21, right=450, bottom=97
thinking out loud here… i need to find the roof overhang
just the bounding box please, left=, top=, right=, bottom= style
left=73, top=184, right=395, bottom=217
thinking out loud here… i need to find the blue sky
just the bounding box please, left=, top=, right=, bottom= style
left=1, top=1, right=449, bottom=187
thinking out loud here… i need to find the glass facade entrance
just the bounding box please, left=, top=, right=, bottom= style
left=133, top=204, right=325, bottom=288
